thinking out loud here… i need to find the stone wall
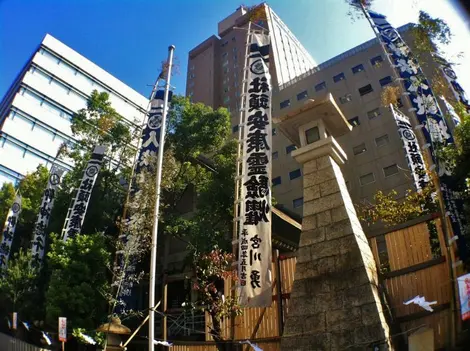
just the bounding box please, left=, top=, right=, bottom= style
left=281, top=154, right=392, bottom=350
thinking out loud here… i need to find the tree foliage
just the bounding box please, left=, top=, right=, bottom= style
left=412, top=11, right=452, bottom=55
left=0, top=249, right=38, bottom=316
left=187, top=248, right=240, bottom=350
left=356, top=183, right=437, bottom=227
left=162, top=96, right=235, bottom=253
left=0, top=182, right=15, bottom=227
left=45, top=233, right=110, bottom=330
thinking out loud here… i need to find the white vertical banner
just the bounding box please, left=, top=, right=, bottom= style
left=238, top=32, right=272, bottom=307
left=31, top=164, right=67, bottom=267
left=390, top=105, right=429, bottom=192
left=12, top=312, right=17, bottom=330
left=58, top=317, right=67, bottom=342
left=0, top=194, right=22, bottom=270
left=62, top=145, right=106, bottom=241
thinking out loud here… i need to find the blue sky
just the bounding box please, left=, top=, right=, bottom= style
left=1, top=0, right=469, bottom=100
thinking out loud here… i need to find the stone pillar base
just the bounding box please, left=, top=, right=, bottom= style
left=281, top=138, right=392, bottom=350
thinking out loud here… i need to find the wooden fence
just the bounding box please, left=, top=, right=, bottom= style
left=0, top=333, right=48, bottom=351
left=369, top=216, right=453, bottom=349
left=164, top=215, right=456, bottom=350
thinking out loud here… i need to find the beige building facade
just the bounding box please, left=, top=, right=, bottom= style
left=186, top=4, right=447, bottom=217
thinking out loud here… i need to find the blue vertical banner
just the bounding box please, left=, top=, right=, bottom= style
left=115, top=89, right=172, bottom=311
left=432, top=53, right=470, bottom=113
left=368, top=10, right=467, bottom=260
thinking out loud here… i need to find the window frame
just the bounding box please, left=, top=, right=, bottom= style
left=293, top=197, right=304, bottom=208
left=333, top=72, right=346, bottom=83
left=348, top=116, right=360, bottom=127
left=272, top=176, right=282, bottom=186
left=359, top=172, right=375, bottom=186
left=315, top=81, right=326, bottom=92
left=358, top=84, right=374, bottom=96
left=297, top=90, right=308, bottom=101
left=383, top=164, right=399, bottom=178
left=289, top=168, right=302, bottom=180
left=280, top=99, right=291, bottom=109
left=352, top=64, right=365, bottom=74
left=353, top=143, right=367, bottom=156
left=370, top=55, right=384, bottom=66
left=379, top=76, right=393, bottom=87
left=375, top=134, right=389, bottom=147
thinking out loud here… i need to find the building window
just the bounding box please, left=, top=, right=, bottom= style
left=315, top=81, right=326, bottom=92
left=273, top=176, right=282, bottom=186
left=333, top=73, right=346, bottom=83
left=289, top=169, right=301, bottom=180
left=222, top=52, right=228, bottom=58
left=352, top=64, right=365, bottom=74
left=379, top=76, right=393, bottom=87
left=224, top=96, right=230, bottom=104
left=353, top=143, right=367, bottom=155
left=358, top=84, right=373, bottom=96
left=359, top=172, right=375, bottom=186
left=375, top=134, right=389, bottom=147
left=286, top=144, right=297, bottom=154
left=370, top=55, right=384, bottom=66
left=293, top=197, right=304, bottom=208
left=305, top=126, right=320, bottom=144
left=339, top=94, right=352, bottom=104
left=367, top=108, right=381, bottom=120
left=297, top=90, right=308, bottom=101
left=272, top=128, right=277, bottom=136
left=272, top=151, right=279, bottom=160
left=232, top=125, right=239, bottom=133
left=348, top=116, right=360, bottom=127
left=280, top=99, right=290, bottom=109
left=397, top=98, right=403, bottom=108
left=383, top=164, right=399, bottom=177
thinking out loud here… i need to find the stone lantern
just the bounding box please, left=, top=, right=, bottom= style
left=275, top=94, right=392, bottom=350
left=97, top=316, right=131, bottom=351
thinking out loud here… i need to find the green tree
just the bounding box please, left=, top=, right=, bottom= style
left=45, top=232, right=111, bottom=330
left=48, top=90, right=136, bottom=237
left=0, top=249, right=38, bottom=318
left=0, top=182, right=15, bottom=226
left=14, top=166, right=49, bottom=251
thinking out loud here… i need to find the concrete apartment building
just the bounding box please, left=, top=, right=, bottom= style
left=186, top=5, right=449, bottom=216
left=0, top=34, right=149, bottom=186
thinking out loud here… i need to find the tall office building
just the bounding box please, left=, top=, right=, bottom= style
left=0, top=34, right=149, bottom=186
left=186, top=5, right=452, bottom=216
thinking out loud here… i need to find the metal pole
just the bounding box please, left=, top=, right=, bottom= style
left=148, top=44, right=175, bottom=351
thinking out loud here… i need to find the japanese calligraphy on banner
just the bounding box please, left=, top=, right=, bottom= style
left=238, top=33, right=272, bottom=307
left=31, top=164, right=66, bottom=267
left=368, top=10, right=467, bottom=260
left=62, top=145, right=106, bottom=241
left=390, top=105, right=429, bottom=192
left=432, top=53, right=470, bottom=113
left=115, top=90, right=172, bottom=310
left=458, top=273, right=470, bottom=321
left=58, top=317, right=67, bottom=342
left=0, top=194, right=22, bottom=270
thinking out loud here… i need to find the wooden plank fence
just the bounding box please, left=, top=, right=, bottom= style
left=369, top=217, right=453, bottom=349
left=0, top=333, right=48, bottom=351
left=164, top=215, right=456, bottom=350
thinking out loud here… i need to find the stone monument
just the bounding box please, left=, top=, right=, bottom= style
left=276, top=94, right=392, bottom=350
